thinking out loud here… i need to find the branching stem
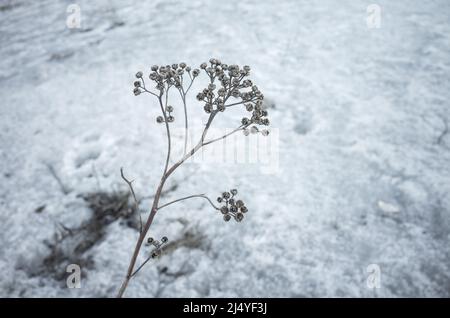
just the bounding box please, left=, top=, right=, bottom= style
left=158, top=194, right=220, bottom=211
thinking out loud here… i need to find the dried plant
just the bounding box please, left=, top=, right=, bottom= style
left=117, top=58, right=270, bottom=297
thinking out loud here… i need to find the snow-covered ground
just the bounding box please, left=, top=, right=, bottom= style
left=1, top=0, right=449, bottom=297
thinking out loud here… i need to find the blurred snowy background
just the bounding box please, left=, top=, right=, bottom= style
left=1, top=0, right=450, bottom=297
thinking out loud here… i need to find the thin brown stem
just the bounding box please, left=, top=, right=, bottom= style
left=120, top=167, right=142, bottom=233
left=158, top=194, right=220, bottom=211
left=202, top=124, right=248, bottom=146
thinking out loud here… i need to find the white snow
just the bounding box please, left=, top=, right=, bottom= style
left=0, top=0, right=449, bottom=297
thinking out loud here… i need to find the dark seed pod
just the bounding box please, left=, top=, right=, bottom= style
left=222, top=192, right=230, bottom=199
left=167, top=116, right=175, bottom=122
left=217, top=197, right=223, bottom=203
left=147, top=237, right=154, bottom=244
left=235, top=212, right=244, bottom=222
left=220, top=206, right=229, bottom=214
left=156, top=116, right=164, bottom=123
left=135, top=71, right=143, bottom=78
left=236, top=199, right=244, bottom=207
left=240, top=206, right=248, bottom=213
left=223, top=214, right=231, bottom=222
left=204, top=105, right=212, bottom=113
left=134, top=81, right=141, bottom=87
left=161, top=236, right=168, bottom=243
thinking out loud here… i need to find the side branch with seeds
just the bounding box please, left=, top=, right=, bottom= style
left=118, top=58, right=270, bottom=297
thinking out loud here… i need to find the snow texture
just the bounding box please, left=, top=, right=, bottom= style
left=0, top=0, right=449, bottom=297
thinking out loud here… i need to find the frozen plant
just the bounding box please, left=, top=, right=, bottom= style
left=118, top=59, right=270, bottom=297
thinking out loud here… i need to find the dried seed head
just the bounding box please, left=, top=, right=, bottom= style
left=200, top=62, right=207, bottom=69
left=147, top=237, right=154, bottom=244
left=240, top=206, right=248, bottom=213
left=151, top=65, right=158, bottom=71
left=230, top=189, right=238, bottom=195
left=250, top=126, right=259, bottom=134
left=220, top=206, right=229, bottom=214
left=166, top=105, right=174, bottom=112
left=134, top=81, right=141, bottom=87
left=135, top=71, right=143, bottom=78
left=161, top=236, right=168, bottom=243
left=133, top=88, right=141, bottom=96
left=204, top=104, right=212, bottom=113
left=156, top=116, right=164, bottom=123
left=235, top=212, right=244, bottom=222
left=149, top=72, right=158, bottom=80
left=179, top=62, right=186, bottom=69
left=223, top=214, right=231, bottom=222
left=167, top=116, right=175, bottom=122
left=261, top=129, right=269, bottom=136
left=241, top=117, right=250, bottom=125
left=192, top=69, right=200, bottom=77
left=235, top=199, right=244, bottom=207
left=243, top=128, right=250, bottom=136
left=185, top=66, right=191, bottom=72
left=217, top=197, right=223, bottom=203
left=222, top=192, right=230, bottom=199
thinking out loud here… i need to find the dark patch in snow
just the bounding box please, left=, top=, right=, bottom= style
left=26, top=191, right=138, bottom=282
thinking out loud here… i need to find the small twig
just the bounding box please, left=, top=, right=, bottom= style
left=120, top=167, right=142, bottom=233
left=437, top=118, right=448, bottom=145
left=130, top=246, right=163, bottom=278
left=157, top=194, right=220, bottom=211
left=225, top=98, right=258, bottom=108
left=177, top=87, right=189, bottom=155
left=46, top=163, right=70, bottom=195
left=202, top=124, right=248, bottom=146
